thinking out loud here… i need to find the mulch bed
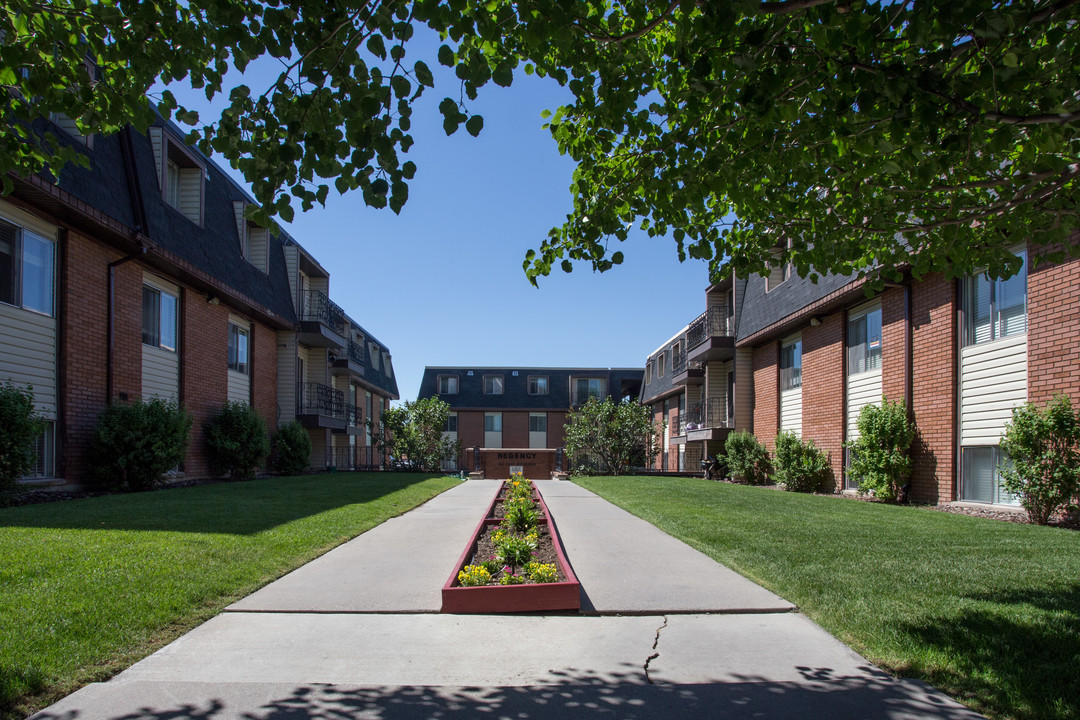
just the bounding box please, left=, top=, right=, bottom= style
left=470, top=522, right=567, bottom=584
left=4, top=476, right=249, bottom=508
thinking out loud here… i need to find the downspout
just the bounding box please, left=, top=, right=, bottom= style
left=109, top=125, right=151, bottom=403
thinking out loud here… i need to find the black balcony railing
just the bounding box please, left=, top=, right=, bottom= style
left=678, top=397, right=732, bottom=434
left=686, top=305, right=730, bottom=349
left=672, top=348, right=687, bottom=376
left=345, top=339, right=364, bottom=364
left=300, top=290, right=346, bottom=335
left=344, top=403, right=363, bottom=426
left=298, top=382, right=347, bottom=419
left=332, top=445, right=384, bottom=471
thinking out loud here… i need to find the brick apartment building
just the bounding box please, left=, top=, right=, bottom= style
left=642, top=244, right=1080, bottom=506
left=2, top=114, right=397, bottom=487
left=417, top=367, right=643, bottom=475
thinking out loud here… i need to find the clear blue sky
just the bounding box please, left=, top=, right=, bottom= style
left=157, top=36, right=710, bottom=404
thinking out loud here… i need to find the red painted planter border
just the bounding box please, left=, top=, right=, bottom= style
left=441, top=481, right=581, bottom=614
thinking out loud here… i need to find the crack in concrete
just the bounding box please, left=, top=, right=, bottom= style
left=643, top=615, right=668, bottom=684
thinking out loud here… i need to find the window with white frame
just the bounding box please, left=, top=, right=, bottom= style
left=151, top=128, right=204, bottom=224
left=960, top=446, right=1017, bottom=505
left=528, top=375, right=549, bottom=395
left=484, top=412, right=502, bottom=432
left=847, top=305, right=882, bottom=375
left=483, top=374, right=504, bottom=395
left=780, top=338, right=802, bottom=390
left=963, top=250, right=1028, bottom=346
left=645, top=361, right=652, bottom=385
left=141, top=285, right=178, bottom=351
left=658, top=353, right=666, bottom=377
left=0, top=217, right=54, bottom=316
left=228, top=322, right=249, bottom=374
left=438, top=375, right=458, bottom=394
left=444, top=412, right=458, bottom=433
left=529, top=413, right=547, bottom=433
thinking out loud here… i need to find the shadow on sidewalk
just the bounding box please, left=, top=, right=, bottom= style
left=30, top=666, right=982, bottom=720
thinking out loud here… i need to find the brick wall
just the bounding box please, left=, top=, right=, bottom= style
left=752, top=343, right=779, bottom=451
left=1028, top=244, right=1080, bottom=406
left=881, top=286, right=908, bottom=404
left=503, top=411, right=529, bottom=448
left=458, top=410, right=484, bottom=455
left=802, top=311, right=845, bottom=489
left=910, top=273, right=957, bottom=503
left=180, top=288, right=229, bottom=477
left=59, top=232, right=117, bottom=480
left=547, top=411, right=568, bottom=448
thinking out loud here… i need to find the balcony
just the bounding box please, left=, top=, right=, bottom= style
left=298, top=290, right=347, bottom=349
left=686, top=305, right=735, bottom=364
left=671, top=348, right=705, bottom=387
left=333, top=402, right=366, bottom=435
left=297, top=382, right=348, bottom=431
left=331, top=339, right=366, bottom=377
left=675, top=397, right=734, bottom=444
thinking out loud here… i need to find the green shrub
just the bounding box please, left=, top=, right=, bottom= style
left=88, top=399, right=192, bottom=491
left=724, top=431, right=772, bottom=485
left=270, top=421, right=312, bottom=476
left=846, top=397, right=915, bottom=501
left=205, top=401, right=270, bottom=481
left=0, top=383, right=46, bottom=502
left=773, top=431, right=830, bottom=492
left=999, top=394, right=1080, bottom=525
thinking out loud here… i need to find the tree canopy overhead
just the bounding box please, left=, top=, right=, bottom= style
left=4, top=1, right=1078, bottom=286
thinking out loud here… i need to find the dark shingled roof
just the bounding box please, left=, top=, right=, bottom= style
left=344, top=317, right=400, bottom=400
left=640, top=327, right=688, bottom=404
left=736, top=270, right=860, bottom=343
left=417, top=367, right=644, bottom=409
left=54, top=116, right=297, bottom=324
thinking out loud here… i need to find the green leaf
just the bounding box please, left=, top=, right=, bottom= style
left=465, top=115, right=484, bottom=137
left=414, top=60, right=434, bottom=87
left=437, top=44, right=455, bottom=67
left=1002, top=52, right=1019, bottom=67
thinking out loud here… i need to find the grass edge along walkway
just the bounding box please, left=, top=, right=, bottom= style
left=0, top=472, right=461, bottom=720
left=573, top=475, right=1079, bottom=720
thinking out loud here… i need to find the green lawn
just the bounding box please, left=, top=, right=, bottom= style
left=0, top=472, right=461, bottom=719
left=573, top=475, right=1079, bottom=720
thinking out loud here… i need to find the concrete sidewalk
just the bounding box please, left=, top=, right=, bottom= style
left=29, top=479, right=985, bottom=720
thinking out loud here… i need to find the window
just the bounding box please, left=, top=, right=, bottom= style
left=438, top=375, right=458, bottom=394
left=780, top=338, right=802, bottom=391
left=847, top=305, right=882, bottom=375
left=645, top=362, right=652, bottom=385
left=964, top=250, right=1028, bottom=346
left=529, top=413, right=547, bottom=433
left=573, top=377, right=607, bottom=404
left=484, top=412, right=502, bottom=432
left=0, top=218, right=54, bottom=316
left=765, top=251, right=790, bottom=292
left=528, top=375, right=549, bottom=395
left=23, top=422, right=54, bottom=479
left=658, top=353, right=666, bottom=378
left=961, top=446, right=1016, bottom=505
left=228, top=323, right=249, bottom=374
left=152, top=128, right=204, bottom=224
left=141, top=285, right=177, bottom=351
left=483, top=375, right=504, bottom=395
left=444, top=413, right=458, bottom=433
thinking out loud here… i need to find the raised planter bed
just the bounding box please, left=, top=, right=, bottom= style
left=441, top=480, right=580, bottom=613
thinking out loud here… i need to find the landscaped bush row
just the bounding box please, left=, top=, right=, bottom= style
left=85, top=398, right=313, bottom=492
left=718, top=395, right=1080, bottom=524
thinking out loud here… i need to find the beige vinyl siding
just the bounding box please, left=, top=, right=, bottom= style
left=309, top=429, right=327, bottom=469
left=233, top=201, right=246, bottom=252
left=248, top=227, right=268, bottom=273
left=276, top=332, right=297, bottom=426
left=846, top=368, right=883, bottom=440
left=149, top=128, right=164, bottom=184
left=178, top=167, right=202, bottom=224
left=309, top=276, right=329, bottom=297
left=780, top=387, right=802, bottom=436
left=284, top=245, right=299, bottom=309
left=142, top=345, right=179, bottom=401
left=960, top=333, right=1027, bottom=445
left=227, top=370, right=249, bottom=404
left=0, top=303, right=57, bottom=417
left=734, top=348, right=753, bottom=431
